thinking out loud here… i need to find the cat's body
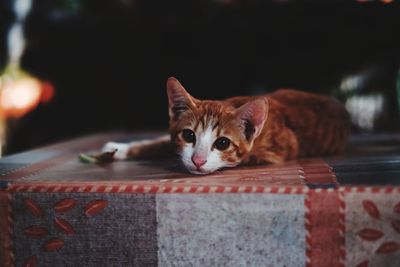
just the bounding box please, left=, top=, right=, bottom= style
left=103, top=77, right=349, bottom=174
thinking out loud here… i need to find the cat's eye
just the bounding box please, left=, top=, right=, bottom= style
left=182, top=129, right=196, bottom=143
left=214, top=137, right=231, bottom=151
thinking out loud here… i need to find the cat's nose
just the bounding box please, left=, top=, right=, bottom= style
left=191, top=154, right=207, bottom=169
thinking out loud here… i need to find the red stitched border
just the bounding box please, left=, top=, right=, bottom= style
left=338, top=191, right=346, bottom=267
left=8, top=183, right=312, bottom=194
left=306, top=190, right=344, bottom=267
left=7, top=183, right=400, bottom=194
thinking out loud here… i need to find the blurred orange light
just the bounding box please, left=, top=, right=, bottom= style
left=0, top=77, right=42, bottom=118
left=0, top=66, right=55, bottom=119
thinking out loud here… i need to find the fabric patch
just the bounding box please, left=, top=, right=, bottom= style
left=156, top=193, right=305, bottom=267
left=12, top=193, right=157, bottom=267
left=345, top=191, right=400, bottom=267
left=305, top=190, right=345, bottom=266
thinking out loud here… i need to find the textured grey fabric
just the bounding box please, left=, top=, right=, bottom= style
left=157, top=193, right=306, bottom=267
left=12, top=193, right=157, bottom=267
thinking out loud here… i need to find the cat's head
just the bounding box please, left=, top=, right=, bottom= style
left=167, top=77, right=268, bottom=175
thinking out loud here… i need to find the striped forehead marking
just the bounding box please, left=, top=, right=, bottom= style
left=194, top=113, right=219, bottom=132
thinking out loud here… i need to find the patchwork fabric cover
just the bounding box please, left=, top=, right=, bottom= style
left=1, top=132, right=400, bottom=267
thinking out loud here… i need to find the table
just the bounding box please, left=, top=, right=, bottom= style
left=1, top=132, right=400, bottom=267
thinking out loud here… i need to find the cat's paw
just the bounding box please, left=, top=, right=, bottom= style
left=102, top=142, right=130, bottom=160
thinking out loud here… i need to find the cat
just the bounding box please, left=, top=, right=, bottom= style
left=103, top=77, right=350, bottom=175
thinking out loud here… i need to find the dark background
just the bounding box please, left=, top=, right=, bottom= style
left=1, top=0, right=400, bottom=154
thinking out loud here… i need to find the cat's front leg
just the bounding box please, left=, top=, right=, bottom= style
left=102, top=142, right=133, bottom=160
left=102, top=134, right=174, bottom=160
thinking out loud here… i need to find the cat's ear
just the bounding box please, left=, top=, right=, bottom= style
left=236, top=98, right=269, bottom=141
left=166, top=77, right=197, bottom=121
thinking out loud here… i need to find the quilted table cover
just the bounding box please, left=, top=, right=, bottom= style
left=1, top=132, right=400, bottom=267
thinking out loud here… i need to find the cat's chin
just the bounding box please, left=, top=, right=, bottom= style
left=187, top=168, right=216, bottom=175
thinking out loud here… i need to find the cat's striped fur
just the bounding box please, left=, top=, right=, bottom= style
left=103, top=77, right=349, bottom=175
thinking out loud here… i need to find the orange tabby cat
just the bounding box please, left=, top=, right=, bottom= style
left=103, top=77, right=349, bottom=174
